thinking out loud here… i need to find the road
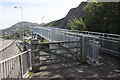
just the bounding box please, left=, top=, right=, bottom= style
left=0, top=39, right=23, bottom=78
left=0, top=40, right=20, bottom=61
left=0, top=38, right=13, bottom=50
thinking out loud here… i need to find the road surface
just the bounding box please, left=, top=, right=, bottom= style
left=0, top=38, right=13, bottom=50
left=0, top=40, right=20, bottom=61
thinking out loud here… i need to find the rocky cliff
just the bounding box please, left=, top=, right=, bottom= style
left=52, top=2, right=88, bottom=29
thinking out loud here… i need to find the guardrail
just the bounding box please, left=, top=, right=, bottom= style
left=69, top=30, right=120, bottom=56
left=0, top=40, right=15, bottom=53
left=0, top=49, right=32, bottom=79
left=96, top=37, right=120, bottom=57
left=29, top=26, right=120, bottom=57
left=70, top=30, right=120, bottom=37
left=0, top=26, right=119, bottom=79
left=70, top=30, right=120, bottom=41
left=0, top=39, right=98, bottom=79
left=29, top=26, right=100, bottom=62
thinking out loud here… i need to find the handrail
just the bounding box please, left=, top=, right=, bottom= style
left=70, top=30, right=120, bottom=37
left=29, top=26, right=120, bottom=56
left=0, top=49, right=31, bottom=79
left=69, top=30, right=120, bottom=40
left=0, top=49, right=31, bottom=64
left=30, top=26, right=120, bottom=40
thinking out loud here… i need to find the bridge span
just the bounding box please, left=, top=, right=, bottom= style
left=29, top=26, right=120, bottom=57
left=0, top=26, right=120, bottom=79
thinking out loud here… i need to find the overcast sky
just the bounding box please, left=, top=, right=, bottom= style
left=0, top=0, right=87, bottom=29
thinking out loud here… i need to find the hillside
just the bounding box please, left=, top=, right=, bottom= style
left=51, top=2, right=87, bottom=29
left=10, top=21, right=38, bottom=28
left=2, top=21, right=39, bottom=33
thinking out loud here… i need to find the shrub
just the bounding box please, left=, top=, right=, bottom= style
left=68, top=17, right=86, bottom=30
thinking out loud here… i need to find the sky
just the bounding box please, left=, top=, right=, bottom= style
left=0, top=0, right=87, bottom=29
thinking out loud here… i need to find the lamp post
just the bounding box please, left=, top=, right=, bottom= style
left=14, top=7, right=24, bottom=77
left=14, top=6, right=24, bottom=41
left=14, top=7, right=23, bottom=21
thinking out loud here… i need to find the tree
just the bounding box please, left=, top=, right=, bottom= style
left=84, top=2, right=120, bottom=34
left=68, top=17, right=86, bottom=30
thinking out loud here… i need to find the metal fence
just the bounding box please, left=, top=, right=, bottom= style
left=1, top=26, right=119, bottom=79
left=70, top=30, right=120, bottom=40
left=29, top=26, right=120, bottom=59
left=29, top=26, right=100, bottom=62
left=0, top=49, right=31, bottom=79
left=69, top=30, right=120, bottom=57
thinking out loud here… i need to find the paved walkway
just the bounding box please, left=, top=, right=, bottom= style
left=30, top=52, right=120, bottom=78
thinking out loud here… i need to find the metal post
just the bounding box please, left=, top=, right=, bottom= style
left=81, top=36, right=85, bottom=62
left=81, top=36, right=89, bottom=62
left=19, top=55, right=23, bottom=78
left=31, top=40, right=40, bottom=72
left=14, top=6, right=24, bottom=42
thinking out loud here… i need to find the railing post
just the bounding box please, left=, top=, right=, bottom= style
left=19, top=53, right=23, bottom=78
left=81, top=36, right=89, bottom=62
left=30, top=39, right=40, bottom=72
left=0, top=63, right=3, bottom=79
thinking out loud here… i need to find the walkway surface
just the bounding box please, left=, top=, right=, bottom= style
left=30, top=51, right=120, bottom=78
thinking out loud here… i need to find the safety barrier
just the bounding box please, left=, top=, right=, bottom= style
left=70, top=30, right=120, bottom=57
left=0, top=49, right=32, bottom=79
left=29, top=26, right=100, bottom=62
left=70, top=30, right=120, bottom=40
left=1, top=26, right=119, bottom=79
left=29, top=26, right=120, bottom=58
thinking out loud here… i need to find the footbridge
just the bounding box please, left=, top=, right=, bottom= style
left=0, top=26, right=120, bottom=79
left=29, top=26, right=120, bottom=56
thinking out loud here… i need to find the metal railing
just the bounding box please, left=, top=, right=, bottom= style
left=69, top=30, right=120, bottom=56
left=29, top=26, right=100, bottom=62
left=29, top=26, right=120, bottom=57
left=70, top=30, right=120, bottom=40
left=1, top=26, right=119, bottom=79
left=0, top=49, right=32, bottom=79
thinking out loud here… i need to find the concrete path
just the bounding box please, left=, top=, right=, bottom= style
left=31, top=52, right=120, bottom=78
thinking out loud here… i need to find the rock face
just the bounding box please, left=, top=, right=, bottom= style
left=52, top=2, right=88, bottom=29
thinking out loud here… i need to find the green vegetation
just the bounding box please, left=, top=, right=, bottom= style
left=68, top=17, right=86, bottom=30
left=2, top=31, right=24, bottom=39
left=44, top=22, right=54, bottom=26
left=28, top=72, right=33, bottom=76
left=84, top=2, right=119, bottom=34
left=2, top=29, right=31, bottom=40
left=68, top=2, right=119, bottom=34
left=3, top=33, right=21, bottom=39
